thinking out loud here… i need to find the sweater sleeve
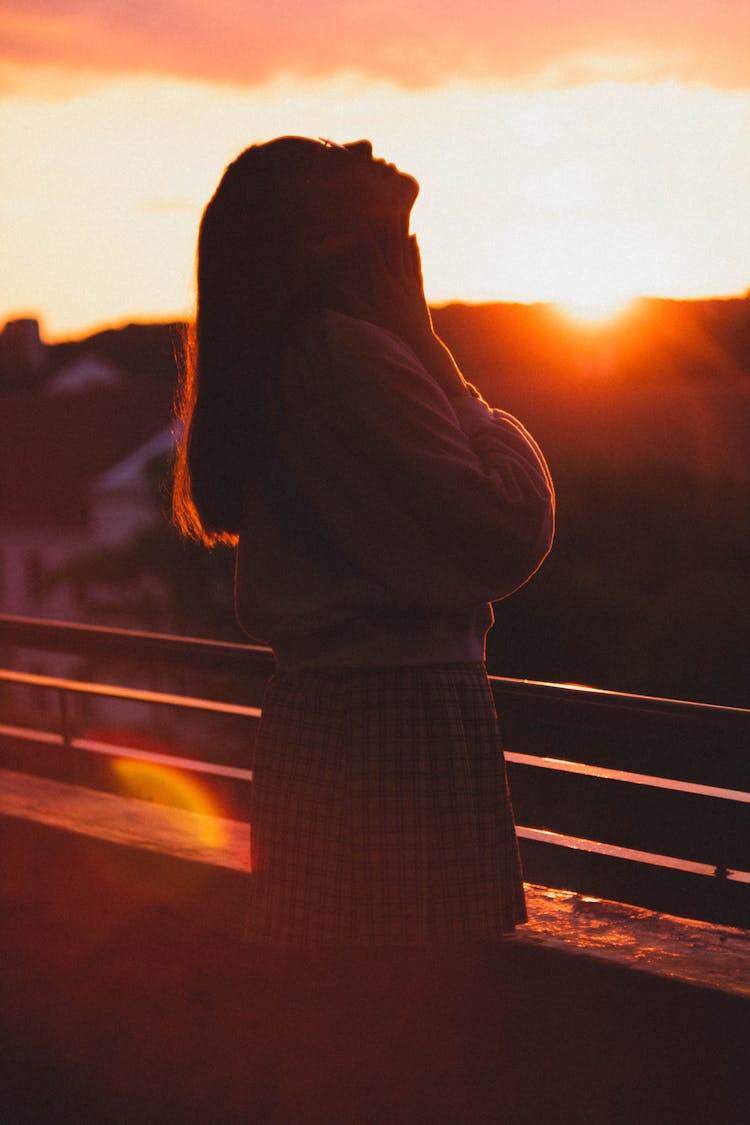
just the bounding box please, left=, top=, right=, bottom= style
left=279, top=311, right=555, bottom=608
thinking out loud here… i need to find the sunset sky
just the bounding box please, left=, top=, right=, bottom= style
left=1, top=1, right=749, bottom=337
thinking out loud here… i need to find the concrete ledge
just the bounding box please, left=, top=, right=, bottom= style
left=2, top=766, right=748, bottom=999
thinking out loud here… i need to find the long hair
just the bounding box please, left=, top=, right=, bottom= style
left=173, top=138, right=362, bottom=547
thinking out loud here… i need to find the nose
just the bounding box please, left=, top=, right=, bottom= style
left=343, top=140, right=373, bottom=159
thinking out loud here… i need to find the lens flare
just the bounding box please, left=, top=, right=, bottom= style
left=111, top=758, right=226, bottom=851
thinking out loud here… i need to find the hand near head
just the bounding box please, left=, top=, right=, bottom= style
left=336, top=224, right=468, bottom=398
left=356, top=226, right=433, bottom=351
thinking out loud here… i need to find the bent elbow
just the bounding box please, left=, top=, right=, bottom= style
left=482, top=493, right=555, bottom=601
left=521, top=502, right=555, bottom=585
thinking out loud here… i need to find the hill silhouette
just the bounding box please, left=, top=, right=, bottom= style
left=433, top=297, right=750, bottom=477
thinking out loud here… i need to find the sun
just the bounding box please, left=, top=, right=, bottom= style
left=555, top=289, right=637, bottom=326
left=534, top=220, right=645, bottom=326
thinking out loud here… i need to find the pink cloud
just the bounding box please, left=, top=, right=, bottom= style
left=1, top=1, right=749, bottom=90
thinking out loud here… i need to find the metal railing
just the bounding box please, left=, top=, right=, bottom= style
left=1, top=613, right=748, bottom=927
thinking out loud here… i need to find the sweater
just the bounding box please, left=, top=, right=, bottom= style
left=235, top=309, right=554, bottom=670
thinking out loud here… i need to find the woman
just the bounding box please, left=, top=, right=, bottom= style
left=173, top=136, right=554, bottom=949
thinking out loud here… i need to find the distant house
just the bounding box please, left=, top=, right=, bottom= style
left=90, top=425, right=175, bottom=547
left=0, top=319, right=174, bottom=626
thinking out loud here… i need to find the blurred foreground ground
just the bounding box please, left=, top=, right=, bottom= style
left=2, top=810, right=748, bottom=1125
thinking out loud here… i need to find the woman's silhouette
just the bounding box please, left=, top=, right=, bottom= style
left=174, top=136, right=554, bottom=948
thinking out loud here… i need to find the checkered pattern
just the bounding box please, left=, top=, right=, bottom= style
left=245, top=663, right=526, bottom=946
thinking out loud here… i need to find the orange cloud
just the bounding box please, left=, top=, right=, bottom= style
left=1, top=1, right=749, bottom=91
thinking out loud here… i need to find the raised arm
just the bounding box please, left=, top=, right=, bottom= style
left=278, top=309, right=554, bottom=608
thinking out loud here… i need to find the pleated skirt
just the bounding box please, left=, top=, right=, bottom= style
left=245, top=662, right=526, bottom=947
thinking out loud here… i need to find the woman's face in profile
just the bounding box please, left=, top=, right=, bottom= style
left=313, top=138, right=419, bottom=222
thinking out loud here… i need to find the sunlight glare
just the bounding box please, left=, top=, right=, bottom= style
left=555, top=290, right=637, bottom=326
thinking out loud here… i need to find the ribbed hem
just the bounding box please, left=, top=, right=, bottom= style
left=270, top=608, right=491, bottom=672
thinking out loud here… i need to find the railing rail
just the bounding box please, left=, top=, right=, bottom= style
left=3, top=612, right=749, bottom=722
left=0, top=667, right=262, bottom=718
left=0, top=613, right=273, bottom=677
left=1, top=613, right=748, bottom=927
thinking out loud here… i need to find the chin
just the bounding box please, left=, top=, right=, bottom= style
left=398, top=170, right=420, bottom=207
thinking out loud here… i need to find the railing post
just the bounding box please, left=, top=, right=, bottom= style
left=58, top=686, right=79, bottom=784
left=58, top=687, right=71, bottom=752
left=713, top=827, right=731, bottom=882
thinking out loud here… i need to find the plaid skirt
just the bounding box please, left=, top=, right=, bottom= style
left=245, top=663, right=526, bottom=946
